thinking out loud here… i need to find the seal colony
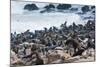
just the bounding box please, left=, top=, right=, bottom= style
left=11, top=20, right=95, bottom=66
left=11, top=1, right=95, bottom=66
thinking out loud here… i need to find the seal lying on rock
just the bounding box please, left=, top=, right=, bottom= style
left=46, top=47, right=71, bottom=64
left=21, top=44, right=44, bottom=65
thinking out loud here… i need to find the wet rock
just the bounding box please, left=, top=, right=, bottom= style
left=24, top=4, right=39, bottom=11
left=91, top=6, right=95, bottom=9
left=57, top=4, right=71, bottom=10
left=44, top=4, right=55, bottom=10
left=70, top=8, right=78, bottom=11
left=92, top=10, right=95, bottom=13
left=40, top=4, right=55, bottom=13
left=81, top=5, right=90, bottom=13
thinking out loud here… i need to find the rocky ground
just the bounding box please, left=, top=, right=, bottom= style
left=11, top=19, right=95, bottom=66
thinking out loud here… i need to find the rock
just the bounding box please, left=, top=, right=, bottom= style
left=64, top=56, right=80, bottom=63
left=25, top=48, right=31, bottom=56
left=46, top=52, right=61, bottom=64
left=24, top=4, right=39, bottom=11
left=55, top=47, right=64, bottom=50
left=61, top=53, right=71, bottom=60
left=81, top=5, right=90, bottom=13
left=57, top=4, right=71, bottom=10
left=40, top=4, right=55, bottom=13
left=74, top=56, right=95, bottom=62
left=87, top=48, right=95, bottom=57
left=70, top=8, right=78, bottom=11
left=82, top=49, right=88, bottom=58
left=51, top=59, right=63, bottom=64
left=91, top=6, right=95, bottom=9
left=44, top=4, right=55, bottom=10
left=11, top=50, right=24, bottom=65
left=54, top=48, right=71, bottom=60
left=92, top=10, right=95, bottom=13
left=82, top=48, right=95, bottom=58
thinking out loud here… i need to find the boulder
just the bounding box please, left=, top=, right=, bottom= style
left=57, top=4, right=71, bottom=10
left=44, top=4, right=55, bottom=10
left=24, top=4, right=39, bottom=11
left=81, top=5, right=90, bottom=13
left=91, top=6, right=95, bottom=9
